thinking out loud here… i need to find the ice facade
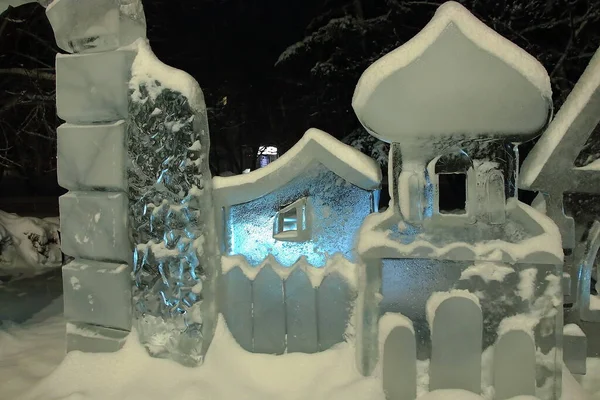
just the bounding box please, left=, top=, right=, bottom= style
left=38, top=0, right=600, bottom=398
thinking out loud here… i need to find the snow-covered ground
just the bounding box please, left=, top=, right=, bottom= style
left=0, top=295, right=598, bottom=400
left=0, top=210, right=61, bottom=278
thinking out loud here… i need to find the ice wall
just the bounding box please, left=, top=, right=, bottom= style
left=50, top=0, right=218, bottom=366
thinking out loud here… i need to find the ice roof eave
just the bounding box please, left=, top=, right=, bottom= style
left=357, top=199, right=563, bottom=265
left=213, top=128, right=382, bottom=207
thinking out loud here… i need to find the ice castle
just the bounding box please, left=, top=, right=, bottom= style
left=13, top=0, right=600, bottom=399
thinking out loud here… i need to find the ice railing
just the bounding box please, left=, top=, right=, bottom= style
left=219, top=254, right=358, bottom=354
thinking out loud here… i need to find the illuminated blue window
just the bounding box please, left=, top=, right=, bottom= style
left=274, top=197, right=310, bottom=242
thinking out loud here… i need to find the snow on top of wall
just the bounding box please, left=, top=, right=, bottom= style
left=521, top=47, right=600, bottom=189
left=379, top=312, right=415, bottom=337
left=498, top=274, right=561, bottom=338
left=459, top=262, right=514, bottom=283
left=0, top=210, right=61, bottom=276
left=564, top=323, right=586, bottom=337
left=221, top=253, right=358, bottom=289
left=352, top=1, right=551, bottom=143
left=213, top=128, right=381, bottom=206
left=358, top=199, right=563, bottom=264
left=129, top=39, right=206, bottom=112
left=426, top=290, right=480, bottom=328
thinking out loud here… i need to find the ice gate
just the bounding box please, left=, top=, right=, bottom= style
left=12, top=0, right=600, bottom=399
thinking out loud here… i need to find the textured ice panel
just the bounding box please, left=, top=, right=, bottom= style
left=46, top=0, right=146, bottom=54
left=57, top=121, right=126, bottom=191
left=56, top=50, right=134, bottom=123
left=225, top=163, right=376, bottom=267
left=317, top=272, right=355, bottom=351
left=380, top=259, right=464, bottom=356
left=284, top=268, right=318, bottom=353
left=352, top=3, right=551, bottom=143
left=220, top=267, right=253, bottom=352
left=493, top=330, right=536, bottom=399
left=563, top=324, right=587, bottom=375
left=252, top=265, right=286, bottom=354
left=63, top=259, right=132, bottom=330
left=577, top=221, right=600, bottom=322
left=129, top=42, right=219, bottom=366
left=66, top=322, right=129, bottom=353
left=382, top=326, right=417, bottom=400
left=428, top=296, right=482, bottom=393
left=59, top=192, right=131, bottom=263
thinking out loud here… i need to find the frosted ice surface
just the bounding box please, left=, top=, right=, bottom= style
left=57, top=121, right=126, bottom=191
left=429, top=295, right=482, bottom=393
left=63, top=259, right=132, bottom=330
left=46, top=0, right=146, bottom=53
left=285, top=269, right=318, bottom=353
left=352, top=1, right=551, bottom=144
left=563, top=324, right=587, bottom=375
left=56, top=50, right=135, bottom=123
left=493, top=330, right=536, bottom=399
left=252, top=265, right=286, bottom=354
left=59, top=191, right=131, bottom=263
left=66, top=322, right=129, bottom=353
left=381, top=321, right=417, bottom=400
left=128, top=41, right=219, bottom=366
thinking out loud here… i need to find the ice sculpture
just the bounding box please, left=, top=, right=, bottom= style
left=51, top=0, right=217, bottom=366
left=128, top=41, right=220, bottom=367
left=352, top=3, right=563, bottom=399
left=46, top=0, right=146, bottom=54
left=213, top=128, right=381, bottom=267
left=521, top=47, right=600, bottom=325
left=214, top=129, right=381, bottom=353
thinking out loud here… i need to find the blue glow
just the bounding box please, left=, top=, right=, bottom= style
left=226, top=163, right=378, bottom=267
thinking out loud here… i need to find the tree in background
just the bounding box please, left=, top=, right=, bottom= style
left=0, top=3, right=57, bottom=184
left=1, top=0, right=599, bottom=180
left=275, top=0, right=600, bottom=169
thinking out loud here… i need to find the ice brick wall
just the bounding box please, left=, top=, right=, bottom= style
left=51, top=0, right=147, bottom=353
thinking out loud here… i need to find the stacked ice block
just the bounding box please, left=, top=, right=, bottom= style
left=51, top=0, right=146, bottom=353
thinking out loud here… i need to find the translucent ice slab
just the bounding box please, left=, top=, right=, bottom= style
left=46, top=0, right=146, bottom=54
left=57, top=121, right=127, bottom=191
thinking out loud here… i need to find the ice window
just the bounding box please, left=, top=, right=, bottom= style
left=438, top=173, right=467, bottom=214
left=434, top=150, right=472, bottom=215
left=280, top=208, right=298, bottom=232
left=274, top=197, right=310, bottom=242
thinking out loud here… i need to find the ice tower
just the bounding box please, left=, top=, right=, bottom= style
left=352, top=3, right=564, bottom=399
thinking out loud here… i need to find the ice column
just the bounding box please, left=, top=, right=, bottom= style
left=127, top=43, right=220, bottom=367
left=51, top=0, right=146, bottom=352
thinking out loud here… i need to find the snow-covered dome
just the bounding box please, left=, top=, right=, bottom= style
left=352, top=1, right=552, bottom=144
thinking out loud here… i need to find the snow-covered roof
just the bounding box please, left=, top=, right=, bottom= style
left=520, top=46, right=600, bottom=193
left=352, top=1, right=552, bottom=144
left=213, top=128, right=382, bottom=206
left=357, top=199, right=563, bottom=265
